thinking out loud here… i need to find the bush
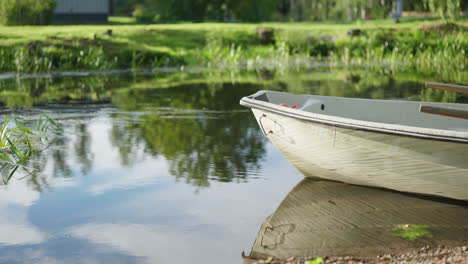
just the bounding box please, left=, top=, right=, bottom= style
left=132, top=5, right=155, bottom=24
left=0, top=0, right=56, bottom=25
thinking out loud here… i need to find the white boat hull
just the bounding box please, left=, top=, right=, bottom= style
left=252, top=108, right=468, bottom=201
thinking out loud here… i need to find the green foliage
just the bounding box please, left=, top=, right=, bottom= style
left=0, top=20, right=466, bottom=74
left=286, top=0, right=393, bottom=21
left=228, top=0, right=280, bottom=22
left=0, top=45, right=119, bottom=73
left=132, top=5, right=155, bottom=23
left=424, top=0, right=462, bottom=19
left=113, top=0, right=468, bottom=22
left=120, top=0, right=396, bottom=22
left=131, top=0, right=280, bottom=22
left=0, top=0, right=56, bottom=25
left=0, top=115, right=61, bottom=183
left=4, top=64, right=467, bottom=109
left=306, top=257, right=324, bottom=264
left=391, top=224, right=433, bottom=240
left=115, top=0, right=141, bottom=16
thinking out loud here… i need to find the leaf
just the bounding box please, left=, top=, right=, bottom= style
left=7, top=137, right=25, bottom=159
left=6, top=165, right=20, bottom=183
left=0, top=114, right=61, bottom=182
left=391, top=224, right=433, bottom=241
left=13, top=119, right=34, bottom=134
left=46, top=116, right=60, bottom=129
left=306, top=257, right=324, bottom=264
left=0, top=148, right=12, bottom=162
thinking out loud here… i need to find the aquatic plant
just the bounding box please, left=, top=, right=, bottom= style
left=306, top=257, right=324, bottom=264
left=391, top=224, right=433, bottom=241
left=0, top=46, right=119, bottom=73
left=0, top=115, right=61, bottom=183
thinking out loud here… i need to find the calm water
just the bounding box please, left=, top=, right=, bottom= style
left=0, top=68, right=467, bottom=263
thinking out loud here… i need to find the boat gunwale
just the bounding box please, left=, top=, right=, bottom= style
left=240, top=95, right=468, bottom=144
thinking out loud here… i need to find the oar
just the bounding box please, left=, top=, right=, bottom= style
left=425, top=82, right=468, bottom=94
left=420, top=105, right=468, bottom=120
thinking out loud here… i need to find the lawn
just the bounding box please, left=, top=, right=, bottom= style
left=0, top=17, right=466, bottom=73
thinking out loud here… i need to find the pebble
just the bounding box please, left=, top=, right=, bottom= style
left=244, top=245, right=468, bottom=264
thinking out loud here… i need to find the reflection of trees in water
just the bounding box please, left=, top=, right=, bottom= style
left=5, top=69, right=467, bottom=190
left=140, top=113, right=264, bottom=187
left=9, top=121, right=95, bottom=192
left=51, top=132, right=73, bottom=178
left=1, top=65, right=467, bottom=108
left=111, top=82, right=268, bottom=187
left=109, top=116, right=146, bottom=166
left=74, top=124, right=94, bottom=175
left=113, top=82, right=271, bottom=111
left=286, top=73, right=468, bottom=103
left=0, top=73, right=144, bottom=107
left=3, top=125, right=72, bottom=192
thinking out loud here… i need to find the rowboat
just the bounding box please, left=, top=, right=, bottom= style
left=247, top=178, right=468, bottom=260
left=240, top=83, right=468, bottom=201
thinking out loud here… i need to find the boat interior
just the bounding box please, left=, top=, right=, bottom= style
left=250, top=90, right=468, bottom=132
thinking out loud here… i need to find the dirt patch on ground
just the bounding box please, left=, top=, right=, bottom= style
left=421, top=22, right=468, bottom=34
left=243, top=245, right=468, bottom=264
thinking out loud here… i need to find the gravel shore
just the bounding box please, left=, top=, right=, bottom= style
left=243, top=245, right=468, bottom=264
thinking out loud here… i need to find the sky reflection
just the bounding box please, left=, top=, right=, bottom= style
left=3, top=71, right=466, bottom=263
left=0, top=107, right=302, bottom=264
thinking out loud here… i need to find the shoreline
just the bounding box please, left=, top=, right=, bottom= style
left=242, top=245, right=468, bottom=264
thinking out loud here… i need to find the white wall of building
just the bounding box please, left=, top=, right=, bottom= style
left=55, top=0, right=108, bottom=14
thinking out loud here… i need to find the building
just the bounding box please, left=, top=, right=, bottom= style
left=53, top=0, right=114, bottom=23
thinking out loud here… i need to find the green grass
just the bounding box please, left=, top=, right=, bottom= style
left=305, top=257, right=324, bottom=264
left=0, top=18, right=466, bottom=72
left=108, top=16, right=138, bottom=25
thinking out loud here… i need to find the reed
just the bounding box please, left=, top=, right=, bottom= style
left=0, top=115, right=61, bottom=183
left=189, top=24, right=467, bottom=75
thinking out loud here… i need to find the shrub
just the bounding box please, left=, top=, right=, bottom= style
left=423, top=0, right=461, bottom=20
left=0, top=0, right=57, bottom=25
left=132, top=5, right=155, bottom=24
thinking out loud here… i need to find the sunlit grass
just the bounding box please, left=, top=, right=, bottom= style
left=109, top=16, right=137, bottom=25
left=0, top=18, right=466, bottom=73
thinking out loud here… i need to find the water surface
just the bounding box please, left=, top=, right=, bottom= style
left=0, top=67, right=467, bottom=264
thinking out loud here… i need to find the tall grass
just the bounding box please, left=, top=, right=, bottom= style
left=0, top=115, right=61, bottom=183
left=329, top=30, right=466, bottom=68
left=0, top=21, right=465, bottom=75
left=0, top=46, right=119, bottom=73
left=195, top=26, right=467, bottom=80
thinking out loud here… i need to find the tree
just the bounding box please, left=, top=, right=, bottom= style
left=0, top=0, right=56, bottom=25
left=281, top=0, right=393, bottom=22
left=423, top=0, right=462, bottom=19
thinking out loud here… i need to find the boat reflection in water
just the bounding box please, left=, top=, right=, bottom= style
left=247, top=178, right=468, bottom=260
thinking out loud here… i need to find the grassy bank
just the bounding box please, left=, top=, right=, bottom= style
left=0, top=18, right=467, bottom=73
